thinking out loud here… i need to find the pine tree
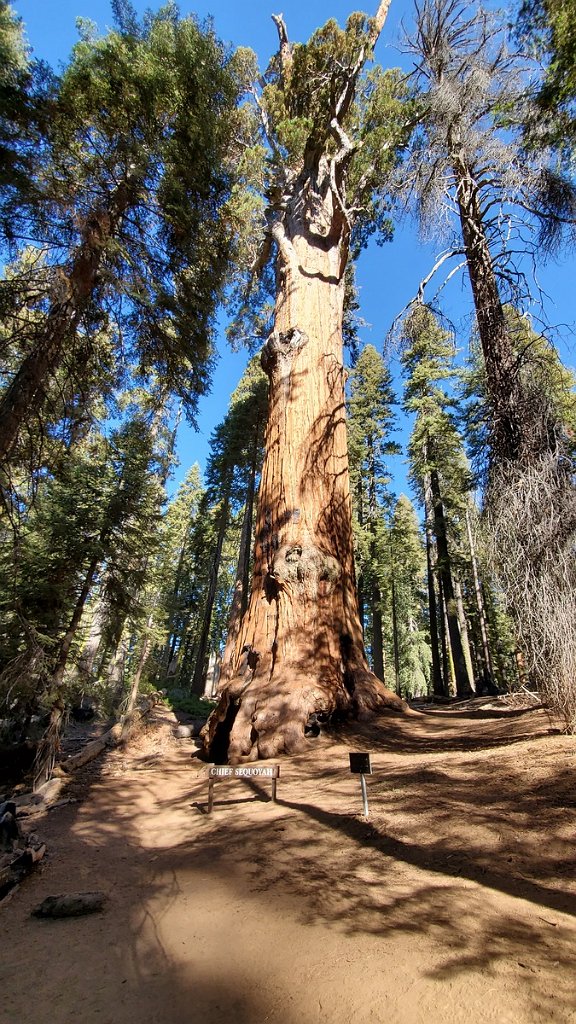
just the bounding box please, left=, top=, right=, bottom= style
left=386, top=495, right=430, bottom=699
left=399, top=0, right=576, bottom=466
left=191, top=357, right=268, bottom=695
left=154, top=464, right=205, bottom=685
left=401, top=304, right=474, bottom=698
left=0, top=5, right=247, bottom=465
left=516, top=0, right=576, bottom=160
left=347, top=343, right=398, bottom=681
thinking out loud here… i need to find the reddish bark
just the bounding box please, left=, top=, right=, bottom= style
left=204, top=170, right=405, bottom=762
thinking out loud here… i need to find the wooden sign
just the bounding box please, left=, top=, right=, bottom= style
left=206, top=764, right=280, bottom=812
left=349, top=752, right=372, bottom=775
left=209, top=765, right=280, bottom=779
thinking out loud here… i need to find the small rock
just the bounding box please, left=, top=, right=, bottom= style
left=32, top=891, right=107, bottom=918
left=174, top=725, right=193, bottom=739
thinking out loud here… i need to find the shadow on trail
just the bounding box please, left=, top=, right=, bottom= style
left=329, top=704, right=554, bottom=754
left=274, top=790, right=576, bottom=919
left=4, top=705, right=576, bottom=1024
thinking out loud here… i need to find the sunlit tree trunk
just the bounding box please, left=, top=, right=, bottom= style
left=201, top=0, right=408, bottom=761
left=220, top=458, right=258, bottom=683
left=205, top=195, right=404, bottom=761
left=453, top=160, right=524, bottom=461
left=465, top=505, right=494, bottom=682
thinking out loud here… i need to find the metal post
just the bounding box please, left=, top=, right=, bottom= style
left=360, top=773, right=369, bottom=818
left=271, top=777, right=277, bottom=802
left=208, top=777, right=214, bottom=814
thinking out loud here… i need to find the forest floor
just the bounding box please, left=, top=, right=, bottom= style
left=1, top=696, right=576, bottom=1024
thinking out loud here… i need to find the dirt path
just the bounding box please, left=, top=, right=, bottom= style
left=1, top=701, right=576, bottom=1024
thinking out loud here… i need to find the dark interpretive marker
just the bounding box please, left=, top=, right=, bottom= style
left=207, top=764, right=280, bottom=812
left=349, top=752, right=372, bottom=818
left=349, top=752, right=372, bottom=775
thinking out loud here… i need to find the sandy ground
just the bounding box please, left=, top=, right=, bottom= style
left=1, top=698, right=576, bottom=1024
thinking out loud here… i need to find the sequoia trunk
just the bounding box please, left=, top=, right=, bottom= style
left=205, top=187, right=403, bottom=761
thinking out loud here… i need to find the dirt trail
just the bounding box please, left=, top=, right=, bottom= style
left=1, top=700, right=575, bottom=1024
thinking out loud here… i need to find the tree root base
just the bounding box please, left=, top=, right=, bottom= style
left=201, top=668, right=409, bottom=764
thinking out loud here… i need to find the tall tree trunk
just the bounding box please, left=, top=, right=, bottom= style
left=32, top=554, right=100, bottom=786
left=0, top=179, right=135, bottom=463
left=124, top=628, right=152, bottom=716
left=453, top=159, right=524, bottom=461
left=49, top=555, right=100, bottom=691
left=437, top=576, right=452, bottom=696
left=218, top=487, right=254, bottom=679
left=220, top=437, right=260, bottom=684
left=355, top=481, right=366, bottom=633
left=465, top=505, right=494, bottom=685
left=430, top=468, right=473, bottom=697
left=425, top=525, right=444, bottom=697
left=371, top=579, right=385, bottom=682
left=367, top=467, right=384, bottom=681
left=204, top=185, right=403, bottom=761
left=191, top=494, right=230, bottom=696
left=158, top=535, right=189, bottom=681
left=454, top=575, right=476, bottom=693
left=390, top=569, right=401, bottom=697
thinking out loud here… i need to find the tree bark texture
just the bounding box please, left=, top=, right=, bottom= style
left=204, top=179, right=404, bottom=761
left=465, top=506, right=494, bottom=682
left=453, top=159, right=524, bottom=461
left=220, top=464, right=257, bottom=682
left=370, top=579, right=385, bottom=682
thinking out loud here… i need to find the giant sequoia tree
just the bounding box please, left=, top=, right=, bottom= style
left=203, top=3, right=413, bottom=762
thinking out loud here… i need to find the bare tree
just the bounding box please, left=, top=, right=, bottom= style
left=398, top=0, right=576, bottom=726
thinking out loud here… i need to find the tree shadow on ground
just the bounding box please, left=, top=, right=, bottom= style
left=4, top=706, right=576, bottom=1024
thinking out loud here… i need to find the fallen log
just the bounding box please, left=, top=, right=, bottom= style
left=62, top=695, right=160, bottom=773
left=32, top=890, right=106, bottom=918
left=0, top=843, right=46, bottom=902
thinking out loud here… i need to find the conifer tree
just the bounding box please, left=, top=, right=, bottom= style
left=516, top=0, right=576, bottom=160
left=400, top=0, right=575, bottom=465
left=0, top=3, right=248, bottom=464
left=386, top=495, right=430, bottom=698
left=347, top=343, right=398, bottom=680
left=401, top=305, right=474, bottom=697
left=154, top=464, right=205, bottom=685
left=203, top=3, right=414, bottom=762
left=192, top=357, right=268, bottom=694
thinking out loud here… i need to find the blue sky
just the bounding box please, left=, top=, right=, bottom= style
left=12, top=0, right=576, bottom=501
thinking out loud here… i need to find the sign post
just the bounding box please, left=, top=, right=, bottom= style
left=349, top=752, right=372, bottom=818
